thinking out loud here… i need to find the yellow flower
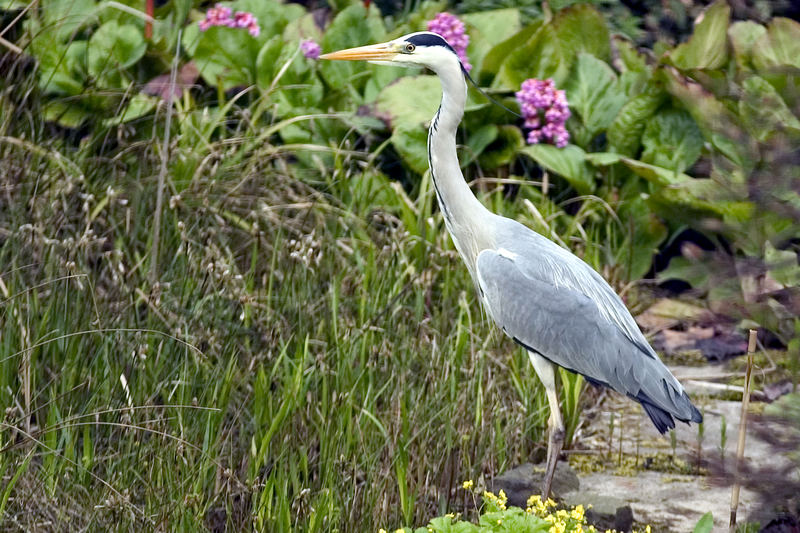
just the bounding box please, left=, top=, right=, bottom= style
left=462, top=479, right=474, bottom=490
left=571, top=504, right=586, bottom=521
left=645, top=527, right=651, bottom=533
left=378, top=529, right=387, bottom=533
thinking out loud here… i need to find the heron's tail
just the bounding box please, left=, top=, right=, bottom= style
left=637, top=390, right=703, bottom=434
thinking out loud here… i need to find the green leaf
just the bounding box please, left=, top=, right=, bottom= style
left=739, top=75, right=800, bottom=142
left=103, top=93, right=157, bottom=126
left=494, top=4, right=609, bottom=90
left=661, top=68, right=753, bottom=169
left=564, top=53, right=626, bottom=142
left=693, top=512, right=714, bottom=533
left=187, top=24, right=259, bottom=89
left=520, top=144, right=593, bottom=194
left=87, top=21, right=146, bottom=78
left=462, top=8, right=521, bottom=75
left=31, top=35, right=88, bottom=95
left=619, top=158, right=691, bottom=186
left=391, top=125, right=429, bottom=175
left=641, top=109, right=703, bottom=173
left=495, top=24, right=568, bottom=89
left=255, top=36, right=285, bottom=90
left=234, top=0, right=304, bottom=41
left=551, top=4, right=610, bottom=63
left=42, top=0, right=97, bottom=42
left=613, top=35, right=649, bottom=73
left=463, top=124, right=498, bottom=166
left=606, top=84, right=666, bottom=156
left=376, top=75, right=440, bottom=129
left=668, top=0, right=730, bottom=70
left=752, top=17, right=800, bottom=72
left=585, top=152, right=622, bottom=166
left=657, top=256, right=709, bottom=288
left=618, top=197, right=668, bottom=280
left=478, top=125, right=523, bottom=170
left=319, top=4, right=386, bottom=91
left=728, top=21, right=766, bottom=70
left=42, top=100, right=92, bottom=128
left=765, top=242, right=800, bottom=287
left=479, top=21, right=542, bottom=84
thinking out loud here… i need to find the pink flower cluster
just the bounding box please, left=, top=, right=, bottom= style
left=198, top=4, right=260, bottom=37
left=516, top=78, right=570, bottom=148
left=427, top=13, right=471, bottom=72
left=301, top=39, right=320, bottom=60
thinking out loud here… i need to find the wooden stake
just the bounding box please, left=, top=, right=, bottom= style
left=730, top=329, right=757, bottom=531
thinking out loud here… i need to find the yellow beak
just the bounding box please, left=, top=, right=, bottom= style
left=319, top=43, right=397, bottom=62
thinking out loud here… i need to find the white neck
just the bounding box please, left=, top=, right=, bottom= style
left=427, top=58, right=492, bottom=270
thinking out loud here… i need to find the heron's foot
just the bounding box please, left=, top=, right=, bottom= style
left=541, top=426, right=565, bottom=500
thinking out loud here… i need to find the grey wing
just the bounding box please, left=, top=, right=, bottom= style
left=475, top=234, right=701, bottom=429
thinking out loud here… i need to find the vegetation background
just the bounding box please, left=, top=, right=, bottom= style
left=0, top=0, right=798, bottom=531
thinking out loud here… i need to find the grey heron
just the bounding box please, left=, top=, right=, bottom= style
left=321, top=32, right=703, bottom=499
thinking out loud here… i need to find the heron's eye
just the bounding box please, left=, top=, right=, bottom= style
left=405, top=43, right=415, bottom=53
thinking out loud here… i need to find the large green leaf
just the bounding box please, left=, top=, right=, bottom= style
left=551, top=4, right=610, bottom=63
left=612, top=35, right=649, bottom=74
left=42, top=0, right=97, bottom=42
left=495, top=24, right=567, bottom=89
left=606, top=84, right=665, bottom=156
left=519, top=144, right=593, bottom=194
left=30, top=29, right=88, bottom=95
left=235, top=0, right=304, bottom=41
left=478, top=125, right=523, bottom=170
left=661, top=68, right=753, bottom=170
left=693, top=512, right=714, bottom=533
left=102, top=93, right=157, bottom=126
left=620, top=158, right=691, bottom=186
left=739, top=76, right=800, bottom=142
left=391, top=125, right=429, bottom=175
left=494, top=4, right=608, bottom=90
left=319, top=4, right=386, bottom=91
left=728, top=21, right=766, bottom=71
left=462, top=9, right=521, bottom=76
left=376, top=75, right=440, bottom=129
left=478, top=21, right=542, bottom=84
left=185, top=25, right=261, bottom=89
left=668, top=0, right=730, bottom=70
left=87, top=21, right=146, bottom=79
left=751, top=17, right=800, bottom=72
left=641, top=109, right=703, bottom=173
left=564, top=53, right=625, bottom=143
left=617, top=197, right=668, bottom=281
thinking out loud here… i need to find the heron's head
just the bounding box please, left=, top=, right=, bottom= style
left=320, top=32, right=464, bottom=75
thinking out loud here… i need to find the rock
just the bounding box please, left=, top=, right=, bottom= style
left=491, top=462, right=580, bottom=508
left=563, top=491, right=634, bottom=532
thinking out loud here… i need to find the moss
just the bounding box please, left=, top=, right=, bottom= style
left=568, top=452, right=705, bottom=477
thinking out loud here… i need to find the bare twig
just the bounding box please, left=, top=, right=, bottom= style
left=730, top=329, right=757, bottom=531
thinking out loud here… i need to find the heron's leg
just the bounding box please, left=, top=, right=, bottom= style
left=527, top=351, right=565, bottom=500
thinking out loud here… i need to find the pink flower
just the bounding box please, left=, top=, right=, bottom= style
left=516, top=78, right=571, bottom=148
left=426, top=13, right=471, bottom=72
left=301, top=39, right=320, bottom=60
left=198, top=4, right=260, bottom=37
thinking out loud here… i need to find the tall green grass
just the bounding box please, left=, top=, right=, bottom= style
left=0, top=62, right=586, bottom=531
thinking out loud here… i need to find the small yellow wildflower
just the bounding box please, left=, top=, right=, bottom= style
left=646, top=527, right=651, bottom=533
left=462, top=479, right=474, bottom=490
left=571, top=504, right=585, bottom=521
left=378, top=529, right=387, bottom=533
